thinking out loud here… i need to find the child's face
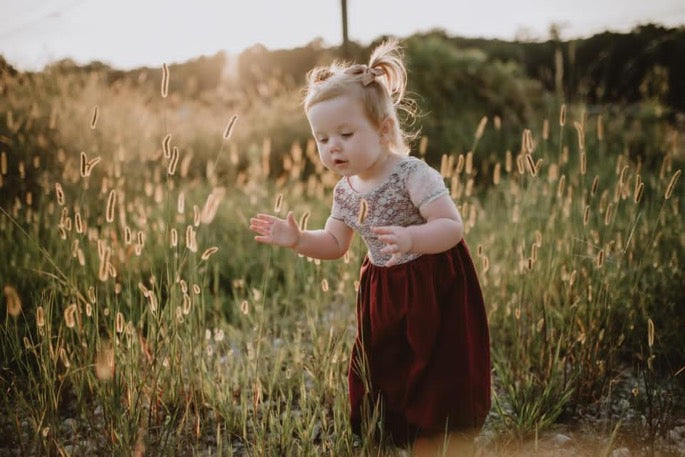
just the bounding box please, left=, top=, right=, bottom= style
left=307, top=94, right=388, bottom=179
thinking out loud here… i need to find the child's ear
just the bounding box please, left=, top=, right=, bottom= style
left=380, top=117, right=394, bottom=145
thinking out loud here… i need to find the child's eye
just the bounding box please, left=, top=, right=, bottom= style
left=318, top=137, right=329, bottom=144
left=341, top=132, right=353, bottom=138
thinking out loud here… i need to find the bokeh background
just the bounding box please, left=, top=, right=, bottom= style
left=1, top=1, right=684, bottom=456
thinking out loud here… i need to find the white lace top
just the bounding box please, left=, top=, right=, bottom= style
left=331, top=155, right=449, bottom=266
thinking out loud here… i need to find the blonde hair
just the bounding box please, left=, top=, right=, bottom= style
left=304, top=39, right=416, bottom=155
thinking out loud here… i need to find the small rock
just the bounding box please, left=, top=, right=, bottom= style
left=552, top=433, right=572, bottom=446
left=611, top=447, right=631, bottom=457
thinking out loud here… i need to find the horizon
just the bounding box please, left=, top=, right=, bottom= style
left=2, top=0, right=684, bottom=72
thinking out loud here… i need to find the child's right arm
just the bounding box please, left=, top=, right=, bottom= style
left=249, top=212, right=353, bottom=260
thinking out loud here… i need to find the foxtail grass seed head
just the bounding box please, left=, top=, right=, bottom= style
left=55, top=183, right=65, bottom=205
left=591, top=175, right=599, bottom=196
left=440, top=154, right=449, bottom=177
left=647, top=318, right=655, bottom=348
left=475, top=116, right=487, bottom=140
left=185, top=225, right=198, bottom=252
left=542, top=119, right=549, bottom=140
left=161, top=63, right=169, bottom=98
left=36, top=306, right=45, bottom=328
left=505, top=150, right=512, bottom=173
left=583, top=205, right=590, bottom=226
left=162, top=134, right=172, bottom=158
left=357, top=198, right=368, bottom=224
left=137, top=231, right=145, bottom=248
left=299, top=211, right=310, bottom=231
left=201, top=188, right=225, bottom=224
left=90, top=106, right=99, bottom=129
left=177, top=192, right=185, bottom=214
left=74, top=212, right=83, bottom=233
left=665, top=169, right=681, bottom=200
left=124, top=226, right=132, bottom=244
left=193, top=205, right=201, bottom=226
left=64, top=303, right=77, bottom=329
left=465, top=151, right=474, bottom=175
left=419, top=136, right=428, bottom=156
left=95, top=342, right=115, bottom=381
left=201, top=246, right=219, bottom=260
left=168, top=146, right=179, bottom=175
left=98, top=247, right=111, bottom=282
left=597, top=114, right=604, bottom=141
left=3, top=285, right=22, bottom=317
left=559, top=104, right=566, bottom=126
left=223, top=114, right=238, bottom=140
left=321, top=278, right=329, bottom=292
left=493, top=162, right=501, bottom=185
left=192, top=284, right=201, bottom=295
left=525, top=154, right=536, bottom=176
left=88, top=286, right=96, bottom=304
left=115, top=312, right=125, bottom=333
left=182, top=294, right=191, bottom=315
left=0, top=152, right=6, bottom=175
left=481, top=255, right=490, bottom=274
left=170, top=228, right=178, bottom=247
left=634, top=181, right=644, bottom=203
left=240, top=300, right=249, bottom=315
left=596, top=249, right=605, bottom=268
left=456, top=154, right=465, bottom=175
left=580, top=152, right=587, bottom=175
left=604, top=203, right=613, bottom=226
left=106, top=190, right=117, bottom=223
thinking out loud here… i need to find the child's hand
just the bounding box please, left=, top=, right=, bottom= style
left=371, top=225, right=413, bottom=267
left=250, top=212, right=300, bottom=249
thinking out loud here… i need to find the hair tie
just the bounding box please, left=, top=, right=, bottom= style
left=345, top=64, right=384, bottom=86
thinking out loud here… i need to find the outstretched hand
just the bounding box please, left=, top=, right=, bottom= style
left=371, top=225, right=413, bottom=267
left=249, top=212, right=300, bottom=249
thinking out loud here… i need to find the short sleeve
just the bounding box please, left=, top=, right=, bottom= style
left=406, top=159, right=449, bottom=209
left=330, top=180, right=345, bottom=221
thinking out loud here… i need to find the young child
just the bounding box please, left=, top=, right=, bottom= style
left=249, top=40, right=490, bottom=456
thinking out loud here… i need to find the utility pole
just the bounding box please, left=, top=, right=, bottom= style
left=341, top=0, right=349, bottom=58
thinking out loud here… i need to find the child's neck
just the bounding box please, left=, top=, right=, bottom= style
left=351, top=152, right=400, bottom=192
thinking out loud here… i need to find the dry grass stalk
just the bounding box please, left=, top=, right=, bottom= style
left=493, top=162, right=501, bottom=185
left=1, top=152, right=7, bottom=175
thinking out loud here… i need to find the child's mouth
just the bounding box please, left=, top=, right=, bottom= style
left=334, top=159, right=348, bottom=165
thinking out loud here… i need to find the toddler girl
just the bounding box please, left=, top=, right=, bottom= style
left=249, top=39, right=490, bottom=456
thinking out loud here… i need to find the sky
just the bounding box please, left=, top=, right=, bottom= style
left=2, top=0, right=684, bottom=71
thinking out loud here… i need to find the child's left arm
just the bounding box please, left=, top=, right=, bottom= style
left=372, top=194, right=463, bottom=266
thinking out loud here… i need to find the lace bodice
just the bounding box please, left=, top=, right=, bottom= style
left=330, top=156, right=449, bottom=266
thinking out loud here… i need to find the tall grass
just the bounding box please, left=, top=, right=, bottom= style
left=0, top=64, right=683, bottom=456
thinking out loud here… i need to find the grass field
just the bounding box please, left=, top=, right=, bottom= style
left=0, top=63, right=683, bottom=456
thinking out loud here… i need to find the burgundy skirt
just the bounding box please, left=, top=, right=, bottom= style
left=348, top=240, right=491, bottom=445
